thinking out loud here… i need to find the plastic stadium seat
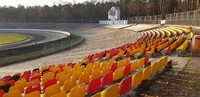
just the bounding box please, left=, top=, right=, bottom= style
left=132, top=70, right=143, bottom=87
left=113, top=67, right=124, bottom=81
left=9, top=83, right=24, bottom=94
left=27, top=79, right=40, bottom=86
left=118, top=76, right=132, bottom=95
left=24, top=91, right=40, bottom=97
left=3, top=89, right=21, bottom=97
left=101, top=66, right=110, bottom=76
left=92, top=92, right=100, bottom=97
left=101, top=71, right=113, bottom=87
left=58, top=74, right=71, bottom=86
left=109, top=59, right=115, bottom=66
left=86, top=77, right=101, bottom=94
left=150, top=61, right=158, bottom=75
left=142, top=66, right=151, bottom=80
left=55, top=71, right=65, bottom=81
left=144, top=55, right=150, bottom=65
left=62, top=79, right=76, bottom=92
left=0, top=84, right=11, bottom=93
left=93, top=61, right=100, bottom=70
left=25, top=84, right=41, bottom=94
left=123, top=64, right=131, bottom=76
left=67, top=83, right=86, bottom=97
left=4, top=80, right=15, bottom=86
left=44, top=84, right=60, bottom=97
left=0, top=81, right=5, bottom=86
left=91, top=68, right=101, bottom=80
left=84, top=66, right=93, bottom=75
left=138, top=57, right=145, bottom=68
left=9, top=75, right=20, bottom=82
left=0, top=89, right=5, bottom=97
left=131, top=60, right=138, bottom=71
left=101, top=83, right=118, bottom=97
left=125, top=57, right=130, bottom=65
left=110, top=62, right=118, bottom=72
left=30, top=73, right=41, bottom=81
left=118, top=59, right=125, bottom=67
left=15, top=79, right=27, bottom=88
left=71, top=71, right=82, bottom=80
left=3, top=75, right=11, bottom=81
left=41, top=74, right=54, bottom=86
left=43, top=78, right=57, bottom=91
left=51, top=91, right=66, bottom=97
left=162, top=56, right=168, bottom=66
left=78, top=73, right=90, bottom=84
left=157, top=58, right=164, bottom=70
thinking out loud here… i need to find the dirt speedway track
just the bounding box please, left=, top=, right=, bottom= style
left=0, top=29, right=70, bottom=50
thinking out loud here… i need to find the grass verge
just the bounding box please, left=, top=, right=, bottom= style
left=0, top=34, right=84, bottom=66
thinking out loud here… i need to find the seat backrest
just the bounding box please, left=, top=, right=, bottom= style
left=125, top=57, right=130, bottom=65
left=43, top=78, right=57, bottom=91
left=25, top=84, right=41, bottom=94
left=9, top=83, right=24, bottom=94
left=151, top=61, right=158, bottom=75
left=78, top=73, right=90, bottom=84
left=109, top=59, right=115, bottom=66
left=101, top=66, right=110, bottom=76
left=24, top=91, right=40, bottom=97
left=101, top=83, right=118, bottom=97
left=55, top=72, right=65, bottom=81
left=118, top=76, right=132, bottom=95
left=157, top=58, right=164, bottom=70
left=91, top=68, right=101, bottom=80
left=138, top=57, right=145, bottom=68
left=118, top=59, right=125, bottom=67
left=86, top=76, right=101, bottom=94
left=113, top=67, right=124, bottom=81
left=58, top=74, right=70, bottom=86
left=44, top=84, right=60, bottom=97
left=132, top=70, right=143, bottom=87
left=93, top=61, right=100, bottom=70
left=123, top=64, right=131, bottom=76
left=71, top=71, right=82, bottom=80
left=131, top=60, right=138, bottom=71
left=142, top=66, right=151, bottom=80
left=4, top=80, right=15, bottom=86
left=3, top=75, right=11, bottom=81
left=144, top=55, right=150, bottom=65
left=3, top=89, right=21, bottom=97
left=101, top=71, right=113, bottom=87
left=41, top=74, right=54, bottom=86
left=27, top=79, right=40, bottom=86
left=110, top=62, right=118, bottom=72
left=62, top=79, right=76, bottom=92
left=51, top=91, right=66, bottom=97
left=0, top=89, right=5, bottom=97
left=67, top=83, right=86, bottom=97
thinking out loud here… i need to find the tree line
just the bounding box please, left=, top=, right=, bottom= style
left=0, top=0, right=199, bottom=23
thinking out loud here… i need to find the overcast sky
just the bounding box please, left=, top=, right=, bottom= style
left=0, top=0, right=88, bottom=7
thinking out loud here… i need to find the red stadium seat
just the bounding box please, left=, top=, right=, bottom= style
left=5, top=80, right=15, bottom=86
left=43, top=78, right=57, bottom=91
left=3, top=75, right=11, bottom=81
left=144, top=55, right=150, bottom=65
left=110, top=62, right=118, bottom=72
left=101, top=71, right=113, bottom=87
left=123, top=64, right=131, bottom=76
left=25, top=84, right=41, bottom=94
left=86, top=76, right=101, bottom=94
left=0, top=89, right=5, bottom=97
left=118, top=76, right=132, bottom=95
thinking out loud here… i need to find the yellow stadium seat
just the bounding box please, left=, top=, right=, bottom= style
left=118, top=59, right=125, bottom=67
left=132, top=70, right=143, bottom=87
left=9, top=84, right=24, bottom=94
left=157, top=58, right=164, bottom=70
left=93, top=61, right=100, bottom=70
left=15, top=78, right=27, bottom=88
left=84, top=66, right=93, bottom=75
left=162, top=56, right=168, bottom=66
left=58, top=74, right=71, bottom=86
left=41, top=66, right=48, bottom=73
left=62, top=79, right=76, bottom=92
left=67, top=83, right=86, bottom=97
left=77, top=66, right=85, bottom=72
left=109, top=58, right=115, bottom=66
left=56, top=71, right=65, bottom=80
left=150, top=61, right=158, bottom=75
left=125, top=57, right=130, bottom=65
left=101, top=66, right=110, bottom=76
left=105, top=52, right=111, bottom=59
left=51, top=91, right=66, bottom=97
left=78, top=73, right=90, bottom=84
left=142, top=66, right=151, bottom=80
left=102, top=61, right=108, bottom=68
left=113, top=67, right=124, bottom=81
left=3, top=90, right=21, bottom=97
left=42, top=74, right=54, bottom=86
left=27, top=79, right=40, bottom=86
left=91, top=68, right=101, bottom=80
left=101, top=83, right=118, bottom=97
left=131, top=60, right=138, bottom=71
left=44, top=84, right=60, bottom=97
left=92, top=92, right=101, bottom=97
left=138, top=57, right=144, bottom=68
left=24, top=91, right=40, bottom=97
left=71, top=71, right=82, bottom=80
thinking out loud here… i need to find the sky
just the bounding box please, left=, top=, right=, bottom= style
left=0, top=0, right=88, bottom=7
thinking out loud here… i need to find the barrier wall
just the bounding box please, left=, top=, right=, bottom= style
left=99, top=20, right=128, bottom=25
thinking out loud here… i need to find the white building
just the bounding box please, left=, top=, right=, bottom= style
left=108, top=6, right=120, bottom=20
